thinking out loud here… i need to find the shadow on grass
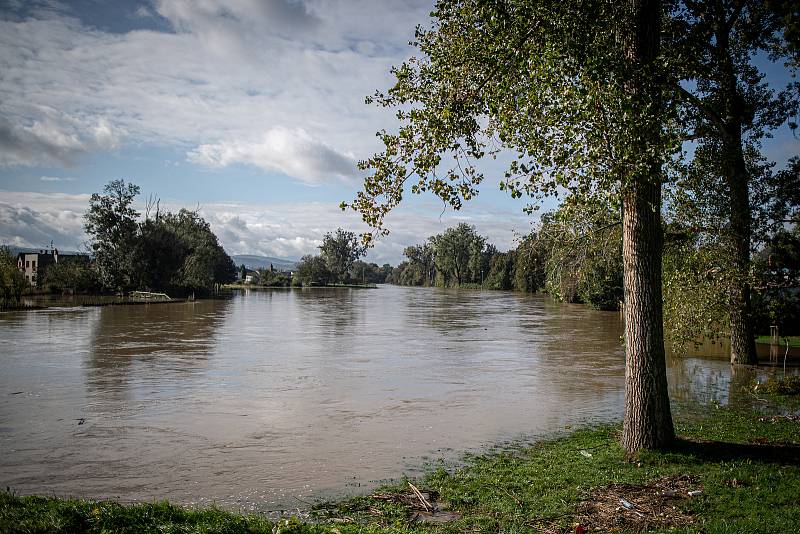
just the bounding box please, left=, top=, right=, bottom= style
left=671, top=438, right=800, bottom=464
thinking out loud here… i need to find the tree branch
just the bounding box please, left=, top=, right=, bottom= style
left=724, top=0, right=746, bottom=34
left=674, top=85, right=726, bottom=131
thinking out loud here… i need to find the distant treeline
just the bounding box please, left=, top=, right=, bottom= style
left=391, top=200, right=800, bottom=343
left=389, top=211, right=622, bottom=311
left=242, top=228, right=392, bottom=287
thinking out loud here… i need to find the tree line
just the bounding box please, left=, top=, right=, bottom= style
left=293, top=228, right=392, bottom=286
left=28, top=180, right=237, bottom=297
left=393, top=196, right=799, bottom=347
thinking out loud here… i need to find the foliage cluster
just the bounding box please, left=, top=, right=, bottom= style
left=0, top=246, right=27, bottom=308
left=663, top=219, right=800, bottom=352
left=39, top=257, right=100, bottom=294
left=392, top=211, right=623, bottom=310
left=293, top=228, right=387, bottom=286
left=84, top=180, right=236, bottom=295
left=391, top=223, right=491, bottom=289
left=752, top=375, right=800, bottom=396
left=259, top=268, right=294, bottom=287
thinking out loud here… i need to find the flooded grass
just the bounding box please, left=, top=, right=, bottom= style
left=3, top=403, right=799, bottom=533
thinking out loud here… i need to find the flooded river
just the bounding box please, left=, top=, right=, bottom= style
left=0, top=286, right=794, bottom=511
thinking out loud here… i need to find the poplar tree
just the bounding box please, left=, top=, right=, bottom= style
left=344, top=0, right=675, bottom=451
left=665, top=0, right=798, bottom=364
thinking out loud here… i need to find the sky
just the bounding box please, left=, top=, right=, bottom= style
left=0, top=1, right=797, bottom=265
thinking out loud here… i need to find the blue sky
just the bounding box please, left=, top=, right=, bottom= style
left=0, top=0, right=797, bottom=264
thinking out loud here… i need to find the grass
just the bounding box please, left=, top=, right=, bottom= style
left=2, top=404, right=800, bottom=533
left=755, top=335, right=800, bottom=348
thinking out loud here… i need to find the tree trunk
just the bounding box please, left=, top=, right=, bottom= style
left=620, top=0, right=675, bottom=453
left=622, top=182, right=675, bottom=451
left=726, top=139, right=758, bottom=365
left=716, top=19, right=758, bottom=366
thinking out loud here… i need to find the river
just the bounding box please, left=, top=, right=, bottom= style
left=0, top=285, right=794, bottom=511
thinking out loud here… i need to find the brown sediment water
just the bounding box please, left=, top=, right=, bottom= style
left=0, top=286, right=795, bottom=511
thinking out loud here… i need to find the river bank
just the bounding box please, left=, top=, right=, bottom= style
left=3, top=402, right=798, bottom=533
left=223, top=283, right=378, bottom=289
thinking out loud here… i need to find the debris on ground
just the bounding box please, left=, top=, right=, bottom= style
left=370, top=483, right=462, bottom=524
left=553, top=475, right=699, bottom=533
left=758, top=414, right=800, bottom=423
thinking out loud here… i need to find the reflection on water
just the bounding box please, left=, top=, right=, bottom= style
left=86, top=301, right=228, bottom=404
left=0, top=286, right=796, bottom=511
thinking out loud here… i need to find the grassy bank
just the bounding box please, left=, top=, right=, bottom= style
left=2, top=405, right=799, bottom=533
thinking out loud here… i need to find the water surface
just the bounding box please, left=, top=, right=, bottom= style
left=0, top=286, right=793, bottom=511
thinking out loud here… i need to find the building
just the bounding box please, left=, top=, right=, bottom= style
left=16, top=249, right=87, bottom=287
left=244, top=269, right=260, bottom=284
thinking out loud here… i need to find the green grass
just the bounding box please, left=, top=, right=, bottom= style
left=756, top=335, right=800, bottom=348
left=3, top=405, right=800, bottom=533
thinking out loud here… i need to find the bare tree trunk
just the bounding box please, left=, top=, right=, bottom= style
left=622, top=182, right=675, bottom=451
left=620, top=0, right=675, bottom=452
left=726, top=139, right=758, bottom=365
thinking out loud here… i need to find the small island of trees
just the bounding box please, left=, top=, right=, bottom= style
left=0, top=179, right=237, bottom=306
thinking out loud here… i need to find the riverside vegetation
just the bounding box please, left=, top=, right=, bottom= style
left=388, top=217, right=800, bottom=357
left=0, top=179, right=238, bottom=308
left=2, top=401, right=799, bottom=533
left=339, top=0, right=800, bottom=448
left=3, top=0, right=800, bottom=530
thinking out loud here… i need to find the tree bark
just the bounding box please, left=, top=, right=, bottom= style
left=726, top=137, right=758, bottom=365
left=622, top=182, right=675, bottom=451
left=716, top=13, right=758, bottom=365
left=620, top=0, right=675, bottom=453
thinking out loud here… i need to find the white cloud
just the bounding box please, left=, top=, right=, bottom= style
left=189, top=127, right=356, bottom=184
left=0, top=190, right=534, bottom=264
left=0, top=191, right=89, bottom=250
left=198, top=200, right=534, bottom=263
left=0, top=111, right=121, bottom=167
left=0, top=1, right=431, bottom=181
left=40, top=175, right=76, bottom=182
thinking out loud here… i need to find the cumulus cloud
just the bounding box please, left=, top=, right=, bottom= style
left=189, top=127, right=356, bottom=184
left=0, top=198, right=87, bottom=251
left=0, top=113, right=120, bottom=167
left=0, top=1, right=430, bottom=180
left=155, top=0, right=321, bottom=38
left=179, top=199, right=534, bottom=264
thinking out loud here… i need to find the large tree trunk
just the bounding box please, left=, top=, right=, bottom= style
left=726, top=138, right=758, bottom=365
left=620, top=0, right=675, bottom=452
left=622, top=182, right=675, bottom=451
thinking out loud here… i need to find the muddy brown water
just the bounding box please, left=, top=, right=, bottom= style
left=0, top=286, right=796, bottom=511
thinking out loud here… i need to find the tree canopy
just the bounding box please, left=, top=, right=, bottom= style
left=84, top=180, right=236, bottom=294
left=84, top=180, right=140, bottom=292
left=0, top=246, right=27, bottom=308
